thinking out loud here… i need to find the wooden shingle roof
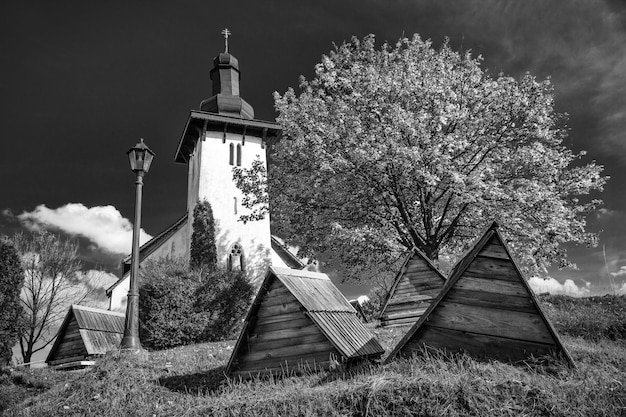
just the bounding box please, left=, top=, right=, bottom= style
left=266, top=267, right=384, bottom=358
left=46, top=305, right=125, bottom=367
left=226, top=267, right=384, bottom=375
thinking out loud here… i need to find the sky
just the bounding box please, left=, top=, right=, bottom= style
left=2, top=0, right=626, bottom=299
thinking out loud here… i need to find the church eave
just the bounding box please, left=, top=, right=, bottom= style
left=175, top=110, right=282, bottom=163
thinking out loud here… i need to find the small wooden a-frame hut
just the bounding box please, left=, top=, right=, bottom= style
left=226, top=267, right=385, bottom=378
left=386, top=222, right=574, bottom=366
left=379, top=249, right=446, bottom=326
left=46, top=305, right=125, bottom=369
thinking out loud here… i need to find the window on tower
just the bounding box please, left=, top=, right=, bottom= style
left=229, top=143, right=234, bottom=165
left=236, top=144, right=242, bottom=166
left=227, top=243, right=245, bottom=271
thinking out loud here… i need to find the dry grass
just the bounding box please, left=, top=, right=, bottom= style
left=2, top=296, right=625, bottom=416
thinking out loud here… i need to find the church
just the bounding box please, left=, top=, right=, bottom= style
left=106, top=35, right=307, bottom=311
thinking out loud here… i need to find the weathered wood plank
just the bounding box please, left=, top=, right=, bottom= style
left=49, top=355, right=87, bottom=366
left=454, top=276, right=528, bottom=297
left=388, top=294, right=433, bottom=305
left=428, top=302, right=553, bottom=344
left=402, top=325, right=557, bottom=363
left=248, top=322, right=320, bottom=342
left=249, top=332, right=328, bottom=352
left=382, top=316, right=422, bottom=326
left=444, top=288, right=534, bottom=313
left=479, top=239, right=509, bottom=260
left=261, top=292, right=299, bottom=308
left=237, top=350, right=338, bottom=369
left=235, top=352, right=335, bottom=374
left=253, top=317, right=313, bottom=334
left=231, top=360, right=334, bottom=378
left=384, top=301, right=431, bottom=314
left=256, top=301, right=302, bottom=318
left=382, top=308, right=429, bottom=321
left=463, top=256, right=519, bottom=281
left=240, top=340, right=335, bottom=363
left=255, top=311, right=303, bottom=326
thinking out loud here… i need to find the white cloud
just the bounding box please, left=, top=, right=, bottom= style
left=610, top=266, right=626, bottom=277
left=17, top=203, right=152, bottom=255
left=357, top=295, right=370, bottom=305
left=617, top=282, right=626, bottom=296
left=528, top=276, right=591, bottom=297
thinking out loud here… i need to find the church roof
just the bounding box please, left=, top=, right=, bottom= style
left=106, top=213, right=188, bottom=296
left=175, top=111, right=281, bottom=163
left=271, top=235, right=305, bottom=269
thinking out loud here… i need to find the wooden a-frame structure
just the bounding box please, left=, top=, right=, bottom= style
left=226, top=267, right=384, bottom=378
left=385, top=222, right=574, bottom=366
left=379, top=248, right=446, bottom=326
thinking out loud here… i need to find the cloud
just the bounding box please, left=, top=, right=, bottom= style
left=528, top=276, right=591, bottom=297
left=16, top=203, right=152, bottom=256
left=611, top=265, right=626, bottom=277
left=618, top=282, right=626, bottom=295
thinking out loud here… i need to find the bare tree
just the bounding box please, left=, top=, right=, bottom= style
left=12, top=230, right=89, bottom=365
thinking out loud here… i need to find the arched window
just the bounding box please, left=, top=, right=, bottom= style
left=229, top=143, right=234, bottom=165
left=227, top=243, right=245, bottom=271
left=236, top=144, right=242, bottom=166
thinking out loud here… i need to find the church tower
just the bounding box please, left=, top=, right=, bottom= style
left=174, top=32, right=282, bottom=285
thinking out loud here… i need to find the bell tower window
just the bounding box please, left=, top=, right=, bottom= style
left=229, top=143, right=234, bottom=165
left=236, top=144, right=242, bottom=166
left=227, top=243, right=245, bottom=271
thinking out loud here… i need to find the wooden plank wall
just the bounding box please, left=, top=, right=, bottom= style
left=400, top=235, right=558, bottom=362
left=231, top=279, right=340, bottom=377
left=381, top=255, right=443, bottom=326
left=48, top=317, right=88, bottom=364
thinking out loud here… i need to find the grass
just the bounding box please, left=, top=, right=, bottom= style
left=2, top=295, right=625, bottom=416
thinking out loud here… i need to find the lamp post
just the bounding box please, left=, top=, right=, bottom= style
left=120, top=138, right=155, bottom=350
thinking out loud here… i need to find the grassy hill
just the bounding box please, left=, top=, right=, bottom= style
left=1, top=295, right=625, bottom=416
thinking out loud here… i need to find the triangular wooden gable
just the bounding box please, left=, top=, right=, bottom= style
left=46, top=307, right=88, bottom=366
left=379, top=249, right=446, bottom=326
left=227, top=270, right=340, bottom=377
left=226, top=267, right=384, bottom=378
left=386, top=222, right=574, bottom=366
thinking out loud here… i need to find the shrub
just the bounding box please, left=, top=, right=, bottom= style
left=194, top=269, right=254, bottom=341
left=139, top=258, right=253, bottom=350
left=0, top=238, right=24, bottom=366
left=139, top=258, right=205, bottom=350
left=190, top=200, right=217, bottom=270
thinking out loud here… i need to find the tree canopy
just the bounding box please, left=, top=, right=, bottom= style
left=235, top=34, right=606, bottom=279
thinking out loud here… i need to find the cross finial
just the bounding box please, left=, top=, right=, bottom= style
left=221, top=28, right=231, bottom=53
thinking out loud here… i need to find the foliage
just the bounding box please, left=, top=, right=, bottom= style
left=194, top=269, right=254, bottom=342
left=539, top=293, right=626, bottom=341
left=3, top=295, right=626, bottom=416
left=139, top=258, right=205, bottom=350
left=190, top=200, right=217, bottom=270
left=0, top=239, right=25, bottom=366
left=235, top=34, right=606, bottom=279
left=139, top=258, right=253, bottom=350
left=11, top=231, right=86, bottom=365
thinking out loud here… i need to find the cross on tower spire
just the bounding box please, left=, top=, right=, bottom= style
left=221, top=28, right=231, bottom=53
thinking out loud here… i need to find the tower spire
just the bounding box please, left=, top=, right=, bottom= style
left=199, top=29, right=254, bottom=119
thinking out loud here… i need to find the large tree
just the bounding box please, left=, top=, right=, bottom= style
left=12, top=231, right=85, bottom=364
left=235, top=34, right=606, bottom=279
left=0, top=239, right=24, bottom=366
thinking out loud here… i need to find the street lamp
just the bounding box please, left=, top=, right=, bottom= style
left=120, top=138, right=155, bottom=350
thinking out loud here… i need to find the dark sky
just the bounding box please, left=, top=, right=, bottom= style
left=2, top=0, right=626, bottom=296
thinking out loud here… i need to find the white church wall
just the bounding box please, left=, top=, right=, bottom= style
left=192, top=130, right=272, bottom=286
left=108, top=222, right=189, bottom=312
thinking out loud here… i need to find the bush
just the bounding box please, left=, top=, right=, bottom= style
left=194, top=269, right=254, bottom=341
left=0, top=238, right=24, bottom=366
left=190, top=200, right=217, bottom=270
left=139, top=258, right=253, bottom=350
